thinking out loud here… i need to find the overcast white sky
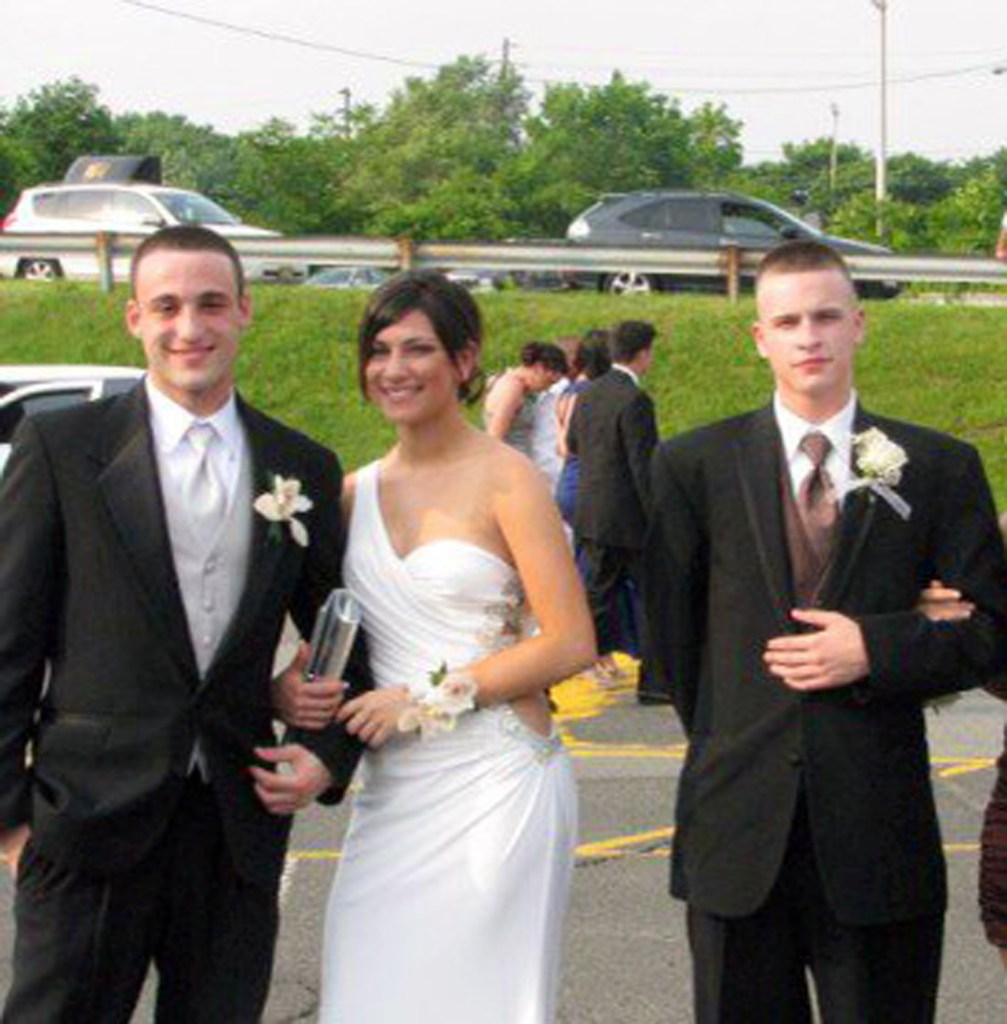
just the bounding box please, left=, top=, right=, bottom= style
left=5, top=0, right=1007, bottom=163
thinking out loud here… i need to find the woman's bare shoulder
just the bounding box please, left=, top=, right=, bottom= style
left=340, top=469, right=359, bottom=521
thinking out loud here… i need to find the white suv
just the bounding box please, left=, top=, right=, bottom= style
left=0, top=183, right=301, bottom=283
left=0, top=365, right=143, bottom=475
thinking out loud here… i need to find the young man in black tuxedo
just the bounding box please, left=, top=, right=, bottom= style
left=568, top=320, right=659, bottom=695
left=644, top=240, right=1007, bottom=1021
left=0, top=226, right=361, bottom=1022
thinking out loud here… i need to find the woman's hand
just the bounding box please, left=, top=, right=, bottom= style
left=916, top=579, right=975, bottom=623
left=337, top=687, right=412, bottom=748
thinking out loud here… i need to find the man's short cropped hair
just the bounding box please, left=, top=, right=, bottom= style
left=756, top=239, right=854, bottom=291
left=611, top=320, right=656, bottom=364
left=130, top=225, right=246, bottom=297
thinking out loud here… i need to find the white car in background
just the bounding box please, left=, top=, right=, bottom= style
left=0, top=366, right=143, bottom=476
left=0, top=182, right=301, bottom=284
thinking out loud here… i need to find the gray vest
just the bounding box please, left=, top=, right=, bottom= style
left=163, top=441, right=254, bottom=677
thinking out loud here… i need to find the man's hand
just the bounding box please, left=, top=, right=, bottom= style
left=250, top=744, right=333, bottom=815
left=916, top=579, right=975, bottom=623
left=764, top=609, right=870, bottom=691
left=271, top=641, right=346, bottom=730
left=0, top=823, right=30, bottom=879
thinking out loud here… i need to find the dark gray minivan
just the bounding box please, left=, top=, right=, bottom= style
left=566, top=190, right=897, bottom=297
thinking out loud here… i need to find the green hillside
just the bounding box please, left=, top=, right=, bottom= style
left=3, top=282, right=1007, bottom=502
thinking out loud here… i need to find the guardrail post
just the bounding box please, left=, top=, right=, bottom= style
left=724, top=244, right=741, bottom=304
left=396, top=237, right=415, bottom=271
left=96, top=232, right=115, bottom=293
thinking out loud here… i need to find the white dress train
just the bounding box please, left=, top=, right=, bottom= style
left=318, top=461, right=578, bottom=1024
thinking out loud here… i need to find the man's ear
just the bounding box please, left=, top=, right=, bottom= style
left=238, top=292, right=253, bottom=329
left=751, top=320, right=769, bottom=360
left=125, top=299, right=142, bottom=339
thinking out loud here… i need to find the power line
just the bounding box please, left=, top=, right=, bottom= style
left=118, top=0, right=440, bottom=71
left=115, top=1, right=1007, bottom=98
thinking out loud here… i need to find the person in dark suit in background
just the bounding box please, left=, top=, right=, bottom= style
left=568, top=320, right=659, bottom=694
left=0, top=226, right=362, bottom=1022
left=644, top=239, right=1007, bottom=1022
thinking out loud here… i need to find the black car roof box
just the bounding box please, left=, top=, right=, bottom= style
left=63, top=156, right=163, bottom=185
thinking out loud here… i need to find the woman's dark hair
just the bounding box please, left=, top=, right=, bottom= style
left=518, top=342, right=568, bottom=375
left=358, top=269, right=484, bottom=404
left=574, top=330, right=613, bottom=380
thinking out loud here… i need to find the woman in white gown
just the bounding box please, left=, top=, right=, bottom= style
left=317, top=270, right=595, bottom=1023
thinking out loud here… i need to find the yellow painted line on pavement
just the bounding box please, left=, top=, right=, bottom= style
left=933, top=756, right=994, bottom=778
left=577, top=826, right=674, bottom=859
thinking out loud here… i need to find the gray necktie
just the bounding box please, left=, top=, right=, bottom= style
left=183, top=422, right=226, bottom=545
left=797, top=432, right=837, bottom=567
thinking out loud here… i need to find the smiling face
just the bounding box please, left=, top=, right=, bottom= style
left=126, top=248, right=251, bottom=416
left=752, top=267, right=865, bottom=422
left=363, top=309, right=475, bottom=427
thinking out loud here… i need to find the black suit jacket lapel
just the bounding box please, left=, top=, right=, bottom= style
left=733, top=407, right=794, bottom=632
left=95, top=386, right=199, bottom=677
left=817, top=405, right=876, bottom=608
left=204, top=400, right=289, bottom=683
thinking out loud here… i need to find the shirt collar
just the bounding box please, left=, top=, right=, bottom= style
left=145, top=377, right=241, bottom=456
left=773, top=390, right=857, bottom=464
left=612, top=363, right=639, bottom=387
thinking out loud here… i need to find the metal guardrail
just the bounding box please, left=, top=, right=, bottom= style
left=1, top=232, right=1005, bottom=295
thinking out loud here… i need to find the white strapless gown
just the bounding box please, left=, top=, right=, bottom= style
left=318, top=462, right=578, bottom=1024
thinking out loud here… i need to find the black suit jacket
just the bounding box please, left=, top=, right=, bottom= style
left=0, top=385, right=365, bottom=888
left=644, top=404, right=1007, bottom=926
left=568, top=368, right=658, bottom=549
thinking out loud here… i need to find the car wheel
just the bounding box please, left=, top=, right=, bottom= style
left=17, top=259, right=63, bottom=281
left=604, top=270, right=657, bottom=296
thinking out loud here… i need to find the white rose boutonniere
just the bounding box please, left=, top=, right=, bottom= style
left=846, top=427, right=911, bottom=520
left=254, top=474, right=313, bottom=547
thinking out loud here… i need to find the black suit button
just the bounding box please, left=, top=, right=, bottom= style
left=788, top=751, right=803, bottom=767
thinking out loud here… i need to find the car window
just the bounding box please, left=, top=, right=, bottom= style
left=32, top=191, right=70, bottom=218
left=110, top=191, right=161, bottom=225
left=722, top=202, right=790, bottom=241
left=0, top=388, right=91, bottom=444
left=62, top=190, right=112, bottom=222
left=620, top=201, right=671, bottom=230
left=156, top=192, right=239, bottom=226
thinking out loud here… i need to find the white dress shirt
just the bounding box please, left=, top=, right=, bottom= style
left=146, top=379, right=245, bottom=518
left=773, top=391, right=857, bottom=506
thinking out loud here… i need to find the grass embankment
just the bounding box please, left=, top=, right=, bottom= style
left=3, top=282, right=1007, bottom=502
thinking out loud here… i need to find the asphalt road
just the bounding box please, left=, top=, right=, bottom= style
left=1, top=663, right=1005, bottom=1022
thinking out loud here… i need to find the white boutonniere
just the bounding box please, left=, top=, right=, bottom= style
left=253, top=474, right=312, bottom=547
left=846, top=427, right=911, bottom=520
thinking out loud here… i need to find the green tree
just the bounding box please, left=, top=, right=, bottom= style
left=509, top=74, right=694, bottom=235
left=230, top=117, right=361, bottom=234
left=6, top=78, right=120, bottom=182
left=0, top=134, right=38, bottom=215
left=685, top=103, right=744, bottom=186
left=341, top=56, right=529, bottom=238
left=114, top=111, right=237, bottom=198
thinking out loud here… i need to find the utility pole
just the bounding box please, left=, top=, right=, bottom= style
left=339, top=87, right=352, bottom=137
left=501, top=37, right=512, bottom=78
left=870, top=0, right=889, bottom=239
left=829, top=103, right=840, bottom=209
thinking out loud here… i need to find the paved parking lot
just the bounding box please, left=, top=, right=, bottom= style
left=1, top=664, right=1004, bottom=1021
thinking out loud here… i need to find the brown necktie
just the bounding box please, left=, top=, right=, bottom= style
left=797, top=432, right=837, bottom=570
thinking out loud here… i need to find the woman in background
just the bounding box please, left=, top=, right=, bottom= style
left=482, top=341, right=566, bottom=456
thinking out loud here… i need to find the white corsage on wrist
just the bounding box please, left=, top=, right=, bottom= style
left=254, top=474, right=313, bottom=547
left=397, top=663, right=478, bottom=739
left=845, top=427, right=911, bottom=521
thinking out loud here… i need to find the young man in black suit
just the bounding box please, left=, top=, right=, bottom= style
left=644, top=240, right=1007, bottom=1021
left=568, top=320, right=659, bottom=694
left=0, top=226, right=361, bottom=1021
